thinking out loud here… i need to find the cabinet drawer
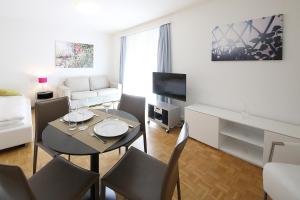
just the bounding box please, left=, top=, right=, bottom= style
left=185, top=109, right=219, bottom=148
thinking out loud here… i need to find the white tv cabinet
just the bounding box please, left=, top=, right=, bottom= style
left=185, top=104, right=300, bottom=167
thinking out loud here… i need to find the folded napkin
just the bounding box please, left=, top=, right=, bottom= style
left=0, top=119, right=24, bottom=127
left=0, top=96, right=26, bottom=122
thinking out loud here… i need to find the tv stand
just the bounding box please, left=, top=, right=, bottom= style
left=147, top=101, right=181, bottom=133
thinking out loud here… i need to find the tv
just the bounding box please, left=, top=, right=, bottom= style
left=152, top=72, right=186, bottom=101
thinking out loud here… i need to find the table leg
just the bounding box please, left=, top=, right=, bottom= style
left=91, top=154, right=100, bottom=200
left=89, top=154, right=116, bottom=200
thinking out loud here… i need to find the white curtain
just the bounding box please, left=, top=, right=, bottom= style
left=119, top=36, right=126, bottom=84
left=123, top=28, right=159, bottom=101
left=157, top=23, right=172, bottom=103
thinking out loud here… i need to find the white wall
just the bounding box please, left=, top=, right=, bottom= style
left=0, top=17, right=112, bottom=103
left=112, top=0, right=300, bottom=125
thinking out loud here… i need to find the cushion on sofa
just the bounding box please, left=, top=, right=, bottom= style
left=0, top=89, right=21, bottom=96
left=96, top=88, right=119, bottom=97
left=89, top=76, right=109, bottom=91
left=71, top=91, right=97, bottom=100
left=65, top=77, right=90, bottom=92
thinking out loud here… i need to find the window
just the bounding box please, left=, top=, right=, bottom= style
left=123, top=28, right=159, bottom=100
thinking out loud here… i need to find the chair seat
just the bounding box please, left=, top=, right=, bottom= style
left=28, top=157, right=98, bottom=200
left=263, top=162, right=300, bottom=200
left=102, top=147, right=167, bottom=200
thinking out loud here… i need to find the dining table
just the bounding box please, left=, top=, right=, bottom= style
left=42, top=109, right=140, bottom=200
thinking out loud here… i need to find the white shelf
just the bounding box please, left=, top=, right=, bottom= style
left=220, top=122, right=264, bottom=148
left=186, top=104, right=300, bottom=139
left=220, top=137, right=263, bottom=167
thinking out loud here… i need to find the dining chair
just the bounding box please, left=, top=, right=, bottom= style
left=100, top=123, right=189, bottom=200
left=117, top=94, right=147, bottom=153
left=263, top=141, right=300, bottom=200
left=0, top=156, right=99, bottom=200
left=33, top=96, right=69, bottom=174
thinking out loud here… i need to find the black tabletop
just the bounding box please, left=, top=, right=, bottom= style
left=42, top=109, right=140, bottom=155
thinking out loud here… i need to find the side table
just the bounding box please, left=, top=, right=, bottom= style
left=37, top=91, right=53, bottom=100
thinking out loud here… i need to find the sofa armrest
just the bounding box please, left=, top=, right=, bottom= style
left=269, top=141, right=300, bottom=164
left=57, top=85, right=71, bottom=99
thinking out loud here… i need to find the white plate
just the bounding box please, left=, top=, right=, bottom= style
left=94, top=119, right=129, bottom=137
left=63, top=109, right=94, bottom=123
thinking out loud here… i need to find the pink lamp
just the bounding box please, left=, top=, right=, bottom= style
left=38, top=77, right=47, bottom=84
left=38, top=77, right=47, bottom=91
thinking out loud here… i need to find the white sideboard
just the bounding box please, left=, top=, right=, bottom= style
left=185, top=104, right=300, bottom=167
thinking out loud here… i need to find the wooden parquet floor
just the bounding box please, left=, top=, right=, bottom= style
left=0, top=110, right=264, bottom=200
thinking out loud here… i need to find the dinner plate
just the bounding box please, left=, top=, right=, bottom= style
left=94, top=119, right=128, bottom=137
left=63, top=109, right=94, bottom=123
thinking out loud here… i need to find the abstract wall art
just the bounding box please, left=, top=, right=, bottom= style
left=212, top=14, right=283, bottom=61
left=55, top=41, right=94, bottom=68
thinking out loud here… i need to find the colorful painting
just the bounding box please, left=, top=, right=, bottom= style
left=212, top=14, right=283, bottom=61
left=55, top=41, right=94, bottom=68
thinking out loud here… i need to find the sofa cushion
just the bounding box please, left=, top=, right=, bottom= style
left=71, top=91, right=97, bottom=100
left=96, top=88, right=119, bottom=97
left=65, top=77, right=90, bottom=92
left=89, top=76, right=109, bottom=91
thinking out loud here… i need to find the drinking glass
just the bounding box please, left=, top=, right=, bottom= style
left=103, top=102, right=111, bottom=113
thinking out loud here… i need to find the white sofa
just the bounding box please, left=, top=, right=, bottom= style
left=0, top=96, right=33, bottom=150
left=58, top=75, right=121, bottom=107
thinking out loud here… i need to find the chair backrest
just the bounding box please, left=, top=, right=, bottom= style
left=161, top=123, right=189, bottom=200
left=118, top=94, right=146, bottom=132
left=0, top=164, right=35, bottom=200
left=35, top=97, right=69, bottom=142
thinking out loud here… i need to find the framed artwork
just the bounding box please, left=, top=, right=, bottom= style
left=212, top=14, right=283, bottom=61
left=55, top=41, right=94, bottom=68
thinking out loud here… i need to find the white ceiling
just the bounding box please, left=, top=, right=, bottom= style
left=0, top=0, right=205, bottom=33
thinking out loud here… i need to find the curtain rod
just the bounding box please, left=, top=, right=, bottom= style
left=117, top=19, right=172, bottom=37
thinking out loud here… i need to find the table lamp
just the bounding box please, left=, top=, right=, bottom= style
left=37, top=77, right=53, bottom=100
left=38, top=77, right=47, bottom=91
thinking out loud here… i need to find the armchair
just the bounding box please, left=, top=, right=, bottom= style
left=263, top=141, right=300, bottom=200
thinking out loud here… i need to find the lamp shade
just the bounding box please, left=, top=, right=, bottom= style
left=38, top=77, right=47, bottom=83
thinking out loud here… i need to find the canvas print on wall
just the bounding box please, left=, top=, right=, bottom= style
left=55, top=41, right=94, bottom=68
left=212, top=14, right=283, bottom=61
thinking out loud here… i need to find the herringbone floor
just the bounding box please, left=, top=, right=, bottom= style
left=0, top=110, right=264, bottom=200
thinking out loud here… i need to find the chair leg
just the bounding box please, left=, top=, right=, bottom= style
left=100, top=181, right=106, bottom=200
left=33, top=144, right=38, bottom=174
left=68, top=154, right=71, bottom=161
left=177, top=175, right=181, bottom=200
left=118, top=147, right=121, bottom=155
left=143, top=132, right=147, bottom=153
left=125, top=146, right=129, bottom=152
left=264, top=192, right=268, bottom=200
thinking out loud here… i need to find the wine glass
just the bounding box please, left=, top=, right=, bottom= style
left=78, top=99, right=89, bottom=131
left=68, top=101, right=77, bottom=131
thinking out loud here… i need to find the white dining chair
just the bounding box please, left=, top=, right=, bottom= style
left=263, top=142, right=300, bottom=200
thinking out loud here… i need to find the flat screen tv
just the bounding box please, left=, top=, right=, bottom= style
left=152, top=72, right=186, bottom=101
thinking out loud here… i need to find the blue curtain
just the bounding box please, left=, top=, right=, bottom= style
left=119, top=36, right=127, bottom=84
left=157, top=23, right=172, bottom=103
